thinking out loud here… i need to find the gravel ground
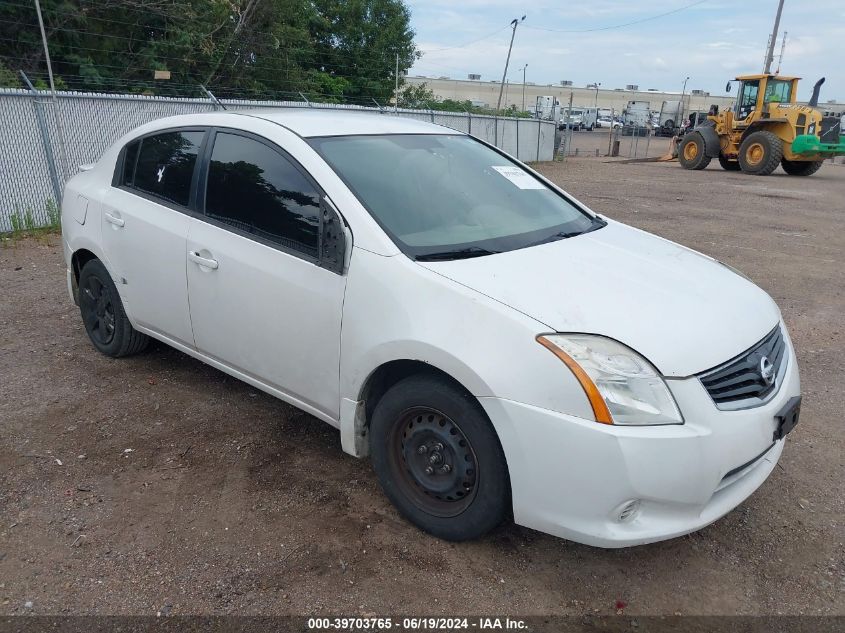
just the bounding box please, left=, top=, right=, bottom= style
left=1, top=158, right=843, bottom=617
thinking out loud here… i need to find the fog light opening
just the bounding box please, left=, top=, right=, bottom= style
left=616, top=499, right=641, bottom=523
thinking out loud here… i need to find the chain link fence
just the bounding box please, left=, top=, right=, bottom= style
left=0, top=88, right=556, bottom=232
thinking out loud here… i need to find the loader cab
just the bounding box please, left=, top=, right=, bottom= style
left=733, top=74, right=799, bottom=123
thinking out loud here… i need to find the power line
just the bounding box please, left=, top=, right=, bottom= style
left=419, top=25, right=509, bottom=54
left=523, top=0, right=709, bottom=34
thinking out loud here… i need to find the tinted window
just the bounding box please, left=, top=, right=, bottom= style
left=133, top=131, right=203, bottom=206
left=205, top=133, right=320, bottom=257
left=121, top=140, right=139, bottom=186
left=310, top=134, right=597, bottom=259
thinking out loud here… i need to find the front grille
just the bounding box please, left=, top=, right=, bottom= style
left=820, top=116, right=841, bottom=143
left=697, top=326, right=787, bottom=408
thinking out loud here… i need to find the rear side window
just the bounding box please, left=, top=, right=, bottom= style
left=204, top=132, right=321, bottom=257
left=130, top=131, right=203, bottom=207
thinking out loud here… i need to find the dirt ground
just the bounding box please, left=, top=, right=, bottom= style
left=1, top=158, right=843, bottom=617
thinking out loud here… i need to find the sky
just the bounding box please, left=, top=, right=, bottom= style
left=405, top=0, right=845, bottom=103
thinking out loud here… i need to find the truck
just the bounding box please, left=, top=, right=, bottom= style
left=657, top=100, right=683, bottom=136
left=535, top=96, right=560, bottom=122
left=623, top=100, right=651, bottom=128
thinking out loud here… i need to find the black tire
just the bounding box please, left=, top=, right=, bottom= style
left=781, top=158, right=824, bottom=176
left=678, top=133, right=712, bottom=170
left=718, top=154, right=741, bottom=171
left=738, top=131, right=783, bottom=175
left=78, top=259, right=149, bottom=357
left=369, top=374, right=510, bottom=541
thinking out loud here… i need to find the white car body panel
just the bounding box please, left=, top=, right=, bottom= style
left=100, top=188, right=195, bottom=348
left=60, top=109, right=801, bottom=548
left=186, top=217, right=347, bottom=419
left=418, top=219, right=780, bottom=377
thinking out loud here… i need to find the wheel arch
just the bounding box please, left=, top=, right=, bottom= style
left=69, top=243, right=109, bottom=304
left=340, top=353, right=495, bottom=459
left=694, top=121, right=722, bottom=157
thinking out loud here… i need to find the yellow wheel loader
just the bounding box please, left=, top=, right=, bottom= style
left=678, top=74, right=844, bottom=175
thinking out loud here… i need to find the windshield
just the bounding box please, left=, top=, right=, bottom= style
left=309, top=134, right=600, bottom=259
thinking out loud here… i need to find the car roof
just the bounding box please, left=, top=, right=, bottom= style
left=231, top=108, right=455, bottom=138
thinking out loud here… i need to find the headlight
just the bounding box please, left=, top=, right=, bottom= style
left=537, top=334, right=683, bottom=426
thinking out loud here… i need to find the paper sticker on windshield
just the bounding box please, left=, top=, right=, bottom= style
left=491, top=166, right=545, bottom=189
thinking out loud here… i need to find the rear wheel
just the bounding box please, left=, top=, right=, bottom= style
left=369, top=374, right=510, bottom=541
left=78, top=259, right=149, bottom=357
left=738, top=131, right=783, bottom=175
left=678, top=133, right=711, bottom=170
left=718, top=154, right=741, bottom=171
left=781, top=158, right=824, bottom=176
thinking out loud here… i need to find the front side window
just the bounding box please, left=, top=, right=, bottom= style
left=131, top=131, right=203, bottom=207
left=204, top=132, right=321, bottom=257
left=310, top=134, right=600, bottom=260
left=737, top=81, right=759, bottom=120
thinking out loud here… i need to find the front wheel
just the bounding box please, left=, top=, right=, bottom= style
left=781, top=158, right=824, bottom=176
left=369, top=375, right=510, bottom=541
left=678, top=133, right=712, bottom=170
left=78, top=259, right=149, bottom=357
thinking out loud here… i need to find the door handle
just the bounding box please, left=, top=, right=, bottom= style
left=188, top=251, right=219, bottom=270
left=104, top=212, right=125, bottom=227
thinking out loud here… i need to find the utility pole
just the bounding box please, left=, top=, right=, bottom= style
left=521, top=64, right=528, bottom=112
left=496, top=16, right=525, bottom=113
left=763, top=0, right=785, bottom=74
left=679, top=75, right=690, bottom=127
left=592, top=82, right=601, bottom=108
left=34, top=0, right=68, bottom=179
left=394, top=52, right=399, bottom=112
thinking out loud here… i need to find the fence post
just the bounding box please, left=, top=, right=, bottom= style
left=467, top=111, right=472, bottom=135
left=20, top=71, right=62, bottom=206
left=536, top=119, right=541, bottom=161
left=515, top=117, right=519, bottom=160
left=494, top=116, right=498, bottom=147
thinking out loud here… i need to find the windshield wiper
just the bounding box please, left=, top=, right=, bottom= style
left=526, top=216, right=607, bottom=248
left=415, top=247, right=500, bottom=261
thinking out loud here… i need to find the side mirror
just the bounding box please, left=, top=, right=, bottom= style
left=320, top=198, right=346, bottom=275
left=725, top=81, right=732, bottom=93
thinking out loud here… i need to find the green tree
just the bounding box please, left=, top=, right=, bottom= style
left=0, top=0, right=418, bottom=103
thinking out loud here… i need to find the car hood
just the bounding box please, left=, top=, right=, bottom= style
left=418, top=220, right=780, bottom=377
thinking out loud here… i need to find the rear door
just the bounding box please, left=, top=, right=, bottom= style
left=186, top=129, right=347, bottom=420
left=100, top=129, right=206, bottom=348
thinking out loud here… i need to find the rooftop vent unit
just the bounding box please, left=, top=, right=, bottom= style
left=691, top=89, right=709, bottom=96
left=560, top=80, right=573, bottom=86
left=468, top=73, right=481, bottom=80
left=626, top=84, right=639, bottom=91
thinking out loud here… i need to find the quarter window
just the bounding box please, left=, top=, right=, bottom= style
left=131, top=131, right=203, bottom=207
left=204, top=132, right=320, bottom=257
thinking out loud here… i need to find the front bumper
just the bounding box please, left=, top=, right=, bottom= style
left=792, top=134, right=845, bottom=157
left=479, top=331, right=801, bottom=548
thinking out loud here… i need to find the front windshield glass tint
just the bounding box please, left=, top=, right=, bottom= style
left=309, top=134, right=597, bottom=258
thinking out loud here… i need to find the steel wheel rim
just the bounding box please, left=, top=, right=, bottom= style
left=746, top=142, right=765, bottom=165
left=388, top=407, right=478, bottom=518
left=81, top=274, right=116, bottom=345
left=683, top=142, right=698, bottom=160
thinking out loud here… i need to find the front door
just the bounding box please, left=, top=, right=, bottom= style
left=186, top=130, right=346, bottom=420
left=99, top=129, right=205, bottom=348
left=736, top=80, right=760, bottom=122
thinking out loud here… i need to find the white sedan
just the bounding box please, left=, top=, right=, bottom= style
left=61, top=111, right=801, bottom=547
